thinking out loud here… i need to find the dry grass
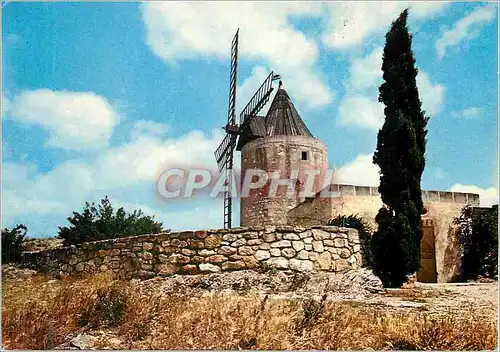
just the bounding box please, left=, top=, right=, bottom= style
left=2, top=273, right=498, bottom=350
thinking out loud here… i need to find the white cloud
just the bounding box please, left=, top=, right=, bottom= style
left=7, top=89, right=120, bottom=151
left=2, top=125, right=226, bottom=235
left=338, top=45, right=445, bottom=131
left=335, top=153, right=380, bottom=187
left=130, top=119, right=169, bottom=140
left=452, top=107, right=482, bottom=119
left=338, top=95, right=384, bottom=131
left=322, top=2, right=448, bottom=49
left=2, top=94, right=11, bottom=116
left=345, top=47, right=383, bottom=91
left=450, top=184, right=498, bottom=207
left=436, top=4, right=497, bottom=59
left=416, top=70, right=446, bottom=116
left=140, top=2, right=333, bottom=108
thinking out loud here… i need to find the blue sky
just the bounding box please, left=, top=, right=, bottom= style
left=2, top=2, right=498, bottom=237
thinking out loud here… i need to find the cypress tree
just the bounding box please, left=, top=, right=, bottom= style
left=371, top=9, right=429, bottom=287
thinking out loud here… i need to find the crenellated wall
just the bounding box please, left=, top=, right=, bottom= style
left=22, top=226, right=364, bottom=279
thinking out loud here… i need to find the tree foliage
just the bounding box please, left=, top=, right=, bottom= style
left=2, top=224, right=27, bottom=263
left=371, top=9, right=428, bottom=287
left=58, top=196, right=163, bottom=246
left=327, top=214, right=372, bottom=233
left=454, top=205, right=498, bottom=280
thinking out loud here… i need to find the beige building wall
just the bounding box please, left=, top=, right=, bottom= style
left=287, top=184, right=480, bottom=283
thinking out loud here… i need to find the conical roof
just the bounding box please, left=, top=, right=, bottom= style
left=264, top=83, right=313, bottom=137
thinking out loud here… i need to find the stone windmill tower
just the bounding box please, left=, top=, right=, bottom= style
left=237, top=82, right=328, bottom=226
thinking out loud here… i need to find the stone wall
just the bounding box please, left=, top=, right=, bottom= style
left=287, top=184, right=480, bottom=283
left=22, top=226, right=363, bottom=279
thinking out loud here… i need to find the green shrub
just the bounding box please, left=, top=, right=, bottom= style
left=454, top=204, right=498, bottom=280
left=327, top=214, right=372, bottom=233
left=2, top=224, right=27, bottom=264
left=78, top=284, right=127, bottom=328
left=58, top=196, right=163, bottom=246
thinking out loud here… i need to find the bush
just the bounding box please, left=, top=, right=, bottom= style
left=454, top=204, right=498, bottom=280
left=78, top=283, right=128, bottom=328
left=2, top=224, right=27, bottom=263
left=58, top=196, right=163, bottom=246
left=327, top=214, right=372, bottom=232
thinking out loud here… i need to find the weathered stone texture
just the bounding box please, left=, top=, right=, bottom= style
left=240, top=135, right=328, bottom=227
left=287, top=185, right=480, bottom=283
left=21, top=226, right=362, bottom=279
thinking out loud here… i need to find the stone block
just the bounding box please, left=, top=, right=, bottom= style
left=266, top=257, right=289, bottom=269
left=281, top=248, right=297, bottom=258
left=191, top=256, right=205, bottom=264
left=346, top=229, right=359, bottom=242
left=270, top=248, right=281, bottom=257
left=255, top=250, right=271, bottom=261
left=242, top=256, right=260, bottom=269
left=208, top=255, right=227, bottom=264
left=243, top=232, right=259, bottom=239
left=223, top=233, right=237, bottom=242
left=323, top=239, right=334, bottom=247
left=218, top=246, right=237, bottom=256
left=188, top=240, right=205, bottom=249
left=142, top=242, right=154, bottom=251
left=199, top=263, right=221, bottom=273
left=195, top=230, right=208, bottom=239
left=297, top=250, right=309, bottom=260
left=299, top=230, right=312, bottom=239
left=339, top=248, right=350, bottom=259
left=142, top=251, right=153, bottom=261
left=304, top=244, right=313, bottom=251
left=263, top=233, right=276, bottom=242
left=317, top=252, right=332, bottom=270
left=270, top=240, right=291, bottom=248
left=181, top=264, right=198, bottom=274
left=333, top=259, right=349, bottom=272
left=75, top=263, right=85, bottom=272
left=334, top=238, right=347, bottom=247
left=259, top=243, right=271, bottom=250
left=199, top=249, right=215, bottom=257
left=292, top=241, right=304, bottom=251
left=312, top=241, right=324, bottom=252
left=232, top=239, right=247, bottom=247
left=222, top=261, right=246, bottom=271
left=161, top=241, right=170, bottom=247
left=289, top=259, right=314, bottom=272
left=181, top=248, right=195, bottom=256
left=312, top=229, right=329, bottom=241
left=205, top=235, right=222, bottom=249
left=238, top=246, right=255, bottom=256
left=169, top=254, right=190, bottom=264
left=283, top=233, right=300, bottom=240
left=247, top=239, right=263, bottom=246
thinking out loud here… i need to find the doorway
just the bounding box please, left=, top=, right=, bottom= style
left=417, top=218, right=437, bottom=283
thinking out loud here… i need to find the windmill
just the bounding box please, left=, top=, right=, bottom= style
left=214, top=29, right=280, bottom=228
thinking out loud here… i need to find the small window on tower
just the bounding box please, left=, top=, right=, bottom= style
left=301, top=151, right=308, bottom=160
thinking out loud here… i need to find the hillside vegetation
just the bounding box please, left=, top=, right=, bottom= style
left=2, top=267, right=497, bottom=350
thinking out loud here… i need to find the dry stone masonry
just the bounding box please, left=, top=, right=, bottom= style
left=22, top=226, right=364, bottom=279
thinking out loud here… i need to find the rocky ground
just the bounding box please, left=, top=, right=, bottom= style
left=2, top=265, right=498, bottom=350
